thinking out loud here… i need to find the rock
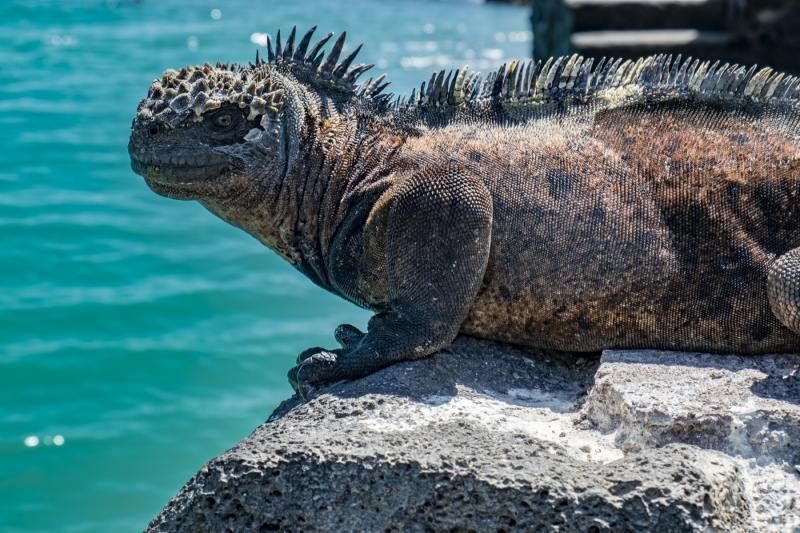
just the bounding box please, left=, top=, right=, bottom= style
left=585, top=350, right=800, bottom=530
left=144, top=337, right=800, bottom=533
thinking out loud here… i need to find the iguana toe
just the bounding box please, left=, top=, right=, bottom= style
left=288, top=350, right=341, bottom=397
left=296, top=346, right=327, bottom=364
left=334, top=324, right=364, bottom=348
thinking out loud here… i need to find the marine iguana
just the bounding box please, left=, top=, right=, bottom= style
left=128, top=26, right=800, bottom=396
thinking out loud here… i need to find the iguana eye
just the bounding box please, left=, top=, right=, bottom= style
left=216, top=114, right=232, bottom=127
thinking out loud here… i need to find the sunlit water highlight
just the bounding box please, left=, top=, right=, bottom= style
left=0, top=0, right=531, bottom=530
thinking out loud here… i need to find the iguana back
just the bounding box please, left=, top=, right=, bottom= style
left=399, top=85, right=800, bottom=354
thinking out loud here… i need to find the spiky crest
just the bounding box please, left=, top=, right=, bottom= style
left=136, top=28, right=800, bottom=128
left=135, top=26, right=391, bottom=126
left=397, top=54, right=800, bottom=113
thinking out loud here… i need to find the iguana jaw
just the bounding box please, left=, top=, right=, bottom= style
left=127, top=144, right=235, bottom=199
left=129, top=150, right=232, bottom=183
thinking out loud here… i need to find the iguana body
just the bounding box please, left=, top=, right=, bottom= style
left=128, top=26, right=800, bottom=395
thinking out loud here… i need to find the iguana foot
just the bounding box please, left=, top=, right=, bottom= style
left=289, top=324, right=366, bottom=396
left=288, top=349, right=342, bottom=398
left=294, top=325, right=363, bottom=365
left=290, top=325, right=366, bottom=397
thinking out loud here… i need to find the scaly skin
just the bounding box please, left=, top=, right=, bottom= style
left=128, top=26, right=800, bottom=396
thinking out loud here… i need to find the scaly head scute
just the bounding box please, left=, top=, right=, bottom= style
left=132, top=25, right=386, bottom=132
left=128, top=25, right=390, bottom=201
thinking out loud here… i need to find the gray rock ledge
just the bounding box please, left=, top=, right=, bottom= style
left=145, top=337, right=800, bottom=533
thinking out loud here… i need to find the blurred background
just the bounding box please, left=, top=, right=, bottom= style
left=0, top=1, right=532, bottom=531
left=532, top=0, right=800, bottom=75
left=5, top=0, right=799, bottom=531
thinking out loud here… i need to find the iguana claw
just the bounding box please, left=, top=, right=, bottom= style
left=295, top=346, right=327, bottom=364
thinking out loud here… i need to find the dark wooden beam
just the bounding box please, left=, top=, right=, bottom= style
left=569, top=0, right=738, bottom=32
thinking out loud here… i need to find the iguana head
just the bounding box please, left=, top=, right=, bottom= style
left=128, top=26, right=388, bottom=202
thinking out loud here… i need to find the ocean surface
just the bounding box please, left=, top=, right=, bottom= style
left=0, top=1, right=532, bottom=530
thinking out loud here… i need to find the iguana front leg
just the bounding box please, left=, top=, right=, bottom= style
left=288, top=165, right=493, bottom=396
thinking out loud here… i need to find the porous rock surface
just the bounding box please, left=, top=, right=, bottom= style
left=145, top=337, right=800, bottom=532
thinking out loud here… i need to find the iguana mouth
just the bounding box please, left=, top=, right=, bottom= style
left=129, top=152, right=231, bottom=183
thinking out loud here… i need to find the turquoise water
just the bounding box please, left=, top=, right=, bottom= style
left=0, top=1, right=532, bottom=530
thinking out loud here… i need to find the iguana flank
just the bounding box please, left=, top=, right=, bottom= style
left=128, top=26, right=800, bottom=396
